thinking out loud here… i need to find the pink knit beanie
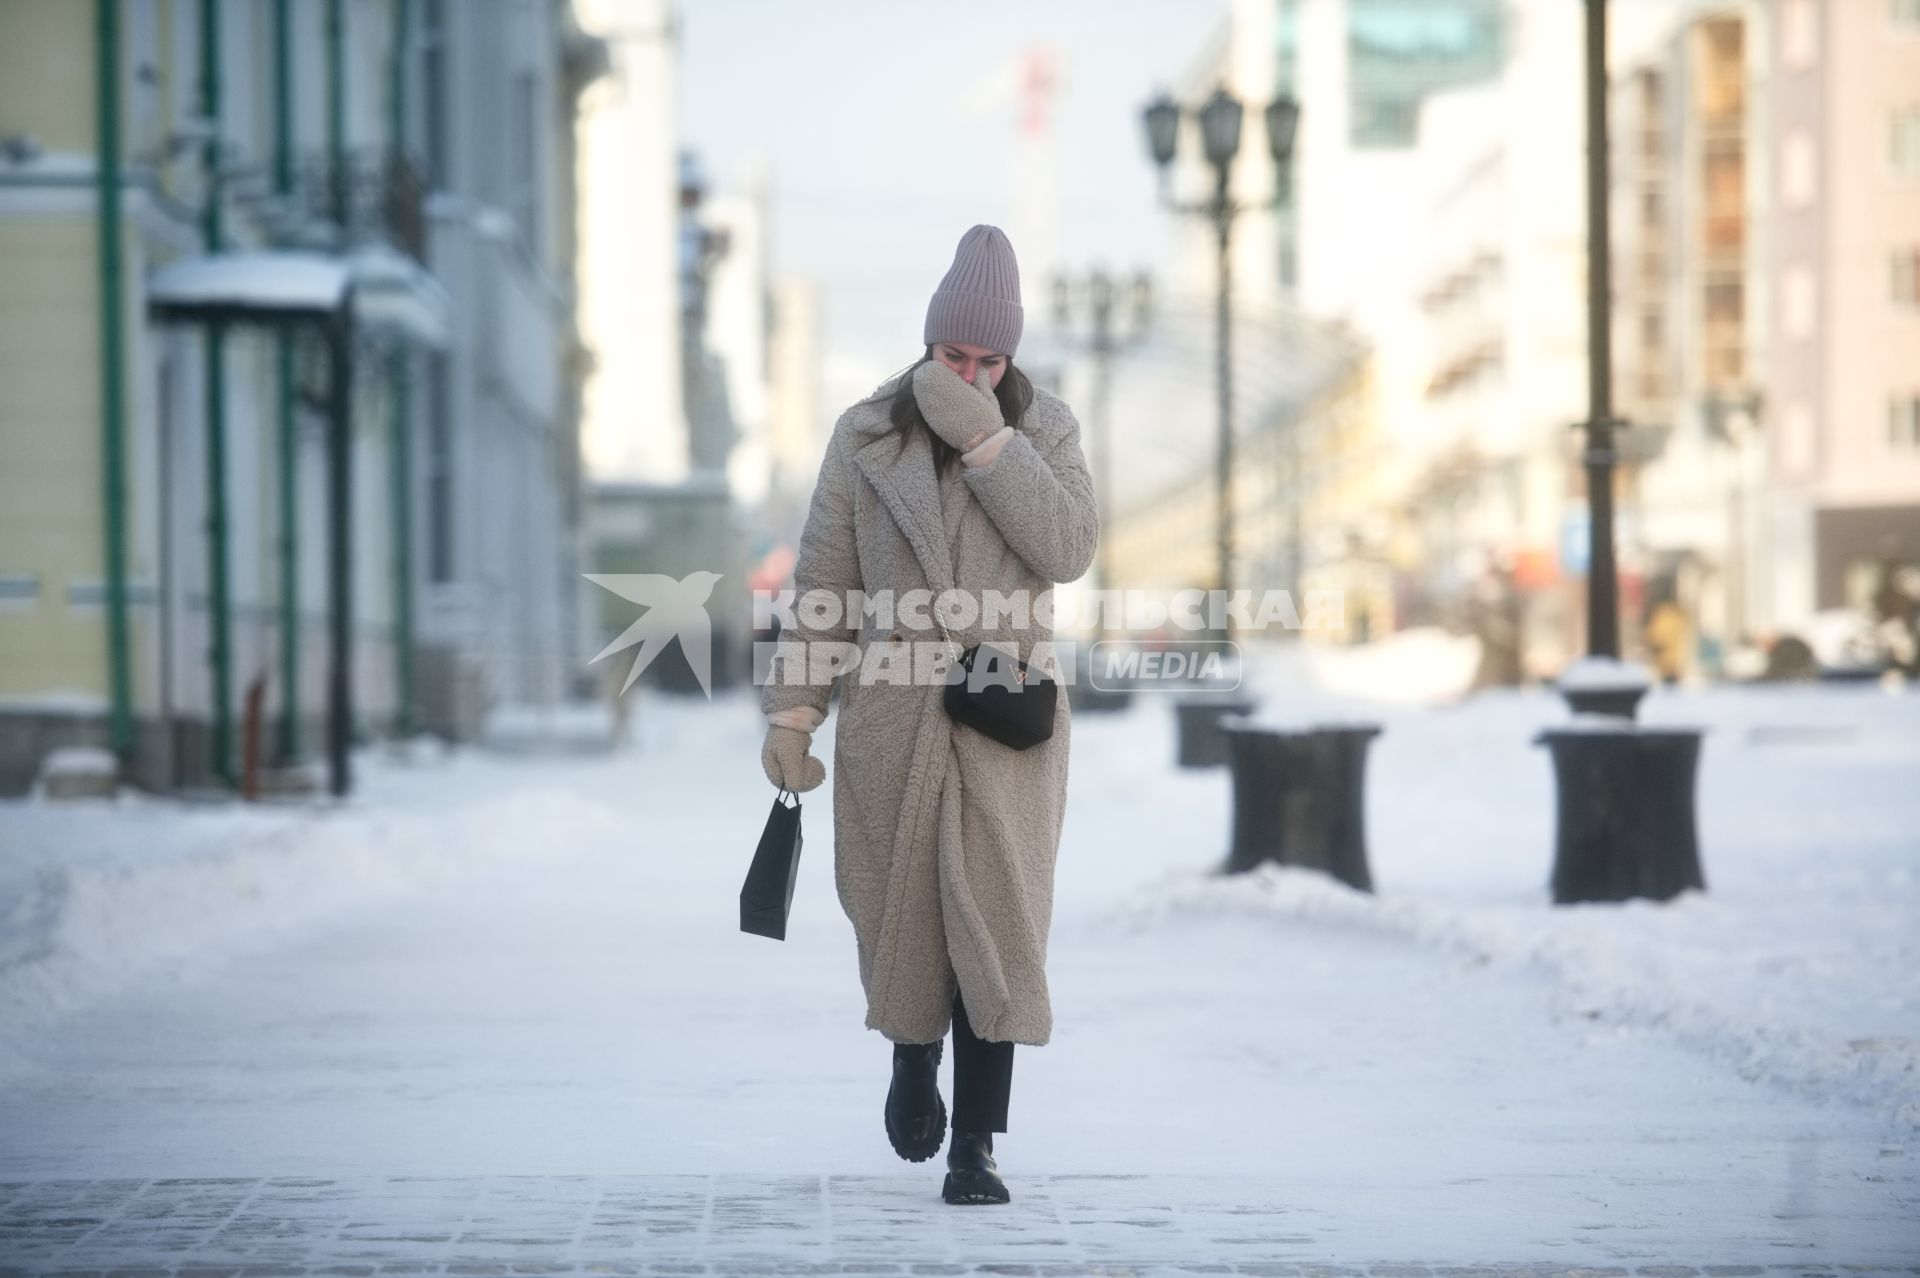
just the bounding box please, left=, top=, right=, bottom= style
left=923, top=224, right=1023, bottom=357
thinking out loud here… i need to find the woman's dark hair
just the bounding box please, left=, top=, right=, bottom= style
left=859, top=348, right=1034, bottom=472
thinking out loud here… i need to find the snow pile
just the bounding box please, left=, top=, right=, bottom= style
left=0, top=749, right=629, bottom=1045
left=1109, top=863, right=1920, bottom=1132
left=35, top=745, right=120, bottom=800
left=1081, top=676, right=1920, bottom=1135
left=1228, top=625, right=1482, bottom=706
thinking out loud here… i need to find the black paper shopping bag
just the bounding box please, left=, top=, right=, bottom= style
left=740, top=788, right=803, bottom=940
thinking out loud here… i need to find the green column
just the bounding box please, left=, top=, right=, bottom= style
left=273, top=0, right=300, bottom=761
left=389, top=350, right=413, bottom=735
left=388, top=0, right=415, bottom=735
left=96, top=0, right=134, bottom=759
left=200, top=0, right=234, bottom=786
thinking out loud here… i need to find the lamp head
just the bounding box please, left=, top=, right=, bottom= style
left=1198, top=86, right=1244, bottom=168
left=1142, top=92, right=1180, bottom=168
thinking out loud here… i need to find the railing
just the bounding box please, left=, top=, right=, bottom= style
left=290, top=148, right=429, bottom=260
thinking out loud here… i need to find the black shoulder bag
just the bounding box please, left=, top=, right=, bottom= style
left=933, top=615, right=1057, bottom=751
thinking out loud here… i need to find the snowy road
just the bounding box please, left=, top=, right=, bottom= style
left=1, top=668, right=1917, bottom=1270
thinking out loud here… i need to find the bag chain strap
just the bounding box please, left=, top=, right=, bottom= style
left=931, top=611, right=1032, bottom=685
left=929, top=611, right=964, bottom=663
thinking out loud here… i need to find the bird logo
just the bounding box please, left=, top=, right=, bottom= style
left=584, top=571, right=724, bottom=698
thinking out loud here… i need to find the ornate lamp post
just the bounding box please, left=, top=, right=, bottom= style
left=1140, top=85, right=1300, bottom=616
left=1534, top=0, right=1708, bottom=910
left=1052, top=267, right=1152, bottom=614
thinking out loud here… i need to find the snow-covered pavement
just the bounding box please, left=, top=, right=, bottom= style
left=1, top=655, right=1916, bottom=1271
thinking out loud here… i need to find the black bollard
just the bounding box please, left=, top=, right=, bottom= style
left=1312, top=725, right=1382, bottom=892
left=1223, top=724, right=1306, bottom=873
left=1222, top=721, right=1380, bottom=891
left=1174, top=696, right=1257, bottom=768
left=1534, top=726, right=1707, bottom=904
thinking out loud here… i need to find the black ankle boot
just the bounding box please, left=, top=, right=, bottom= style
left=942, top=1129, right=1009, bottom=1205
left=884, top=1040, right=946, bottom=1162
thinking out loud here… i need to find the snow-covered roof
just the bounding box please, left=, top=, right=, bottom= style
left=148, top=251, right=353, bottom=318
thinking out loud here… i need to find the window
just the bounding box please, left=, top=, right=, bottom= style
left=1891, top=395, right=1920, bottom=450
left=1703, top=144, right=1746, bottom=253
left=1784, top=0, right=1818, bottom=67
left=1894, top=108, right=1920, bottom=177
left=1706, top=279, right=1744, bottom=323
left=1894, top=249, right=1920, bottom=308
left=1694, top=17, right=1745, bottom=126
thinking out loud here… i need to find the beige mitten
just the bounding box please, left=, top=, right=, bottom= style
left=761, top=723, right=826, bottom=792
left=912, top=359, right=1003, bottom=453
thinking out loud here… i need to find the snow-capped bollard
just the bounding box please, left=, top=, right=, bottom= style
left=1534, top=723, right=1707, bottom=904
left=1557, top=654, right=1653, bottom=720
left=1173, top=695, right=1257, bottom=768
left=1221, top=720, right=1380, bottom=891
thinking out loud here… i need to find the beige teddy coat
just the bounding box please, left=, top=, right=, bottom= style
left=761, top=370, right=1099, bottom=1047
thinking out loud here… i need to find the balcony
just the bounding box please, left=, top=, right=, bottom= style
left=285, top=148, right=429, bottom=261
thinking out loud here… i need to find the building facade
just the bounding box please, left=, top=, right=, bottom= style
left=0, top=0, right=599, bottom=794
left=1615, top=0, right=1920, bottom=672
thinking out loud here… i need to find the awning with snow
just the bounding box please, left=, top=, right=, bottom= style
left=147, top=250, right=353, bottom=325
left=147, top=247, right=451, bottom=348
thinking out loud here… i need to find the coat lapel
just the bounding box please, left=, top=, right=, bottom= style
left=848, top=398, right=956, bottom=596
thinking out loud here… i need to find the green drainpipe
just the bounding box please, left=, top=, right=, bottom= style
left=328, top=0, right=346, bottom=230
left=95, top=0, right=134, bottom=759
left=273, top=0, right=299, bottom=761
left=200, top=0, right=234, bottom=786
left=388, top=351, right=414, bottom=736
left=388, top=0, right=415, bottom=736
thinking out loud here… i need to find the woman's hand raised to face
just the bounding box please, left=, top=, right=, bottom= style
left=912, top=359, right=1003, bottom=454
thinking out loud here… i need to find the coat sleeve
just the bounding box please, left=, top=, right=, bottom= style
left=762, top=428, right=862, bottom=721
left=960, top=401, right=1100, bottom=583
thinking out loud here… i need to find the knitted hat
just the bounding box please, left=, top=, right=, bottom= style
left=923, top=224, right=1023, bottom=357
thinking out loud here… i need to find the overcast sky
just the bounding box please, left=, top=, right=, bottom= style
left=677, top=0, right=1228, bottom=405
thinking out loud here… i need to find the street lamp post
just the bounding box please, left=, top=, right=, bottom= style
left=1052, top=267, right=1152, bottom=616
left=1141, top=85, right=1299, bottom=622
left=1580, top=0, right=1622, bottom=667
left=1533, top=0, right=1708, bottom=910
left=1558, top=0, right=1653, bottom=719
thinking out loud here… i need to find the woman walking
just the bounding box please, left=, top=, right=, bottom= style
left=759, top=224, right=1099, bottom=1205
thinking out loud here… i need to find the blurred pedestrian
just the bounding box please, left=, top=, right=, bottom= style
left=758, top=225, right=1098, bottom=1206
left=1871, top=554, right=1919, bottom=677
left=1645, top=598, right=1692, bottom=685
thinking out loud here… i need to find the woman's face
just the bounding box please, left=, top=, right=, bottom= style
left=931, top=341, right=1007, bottom=390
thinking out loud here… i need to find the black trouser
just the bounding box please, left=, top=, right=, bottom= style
left=948, top=986, right=1014, bottom=1133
